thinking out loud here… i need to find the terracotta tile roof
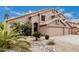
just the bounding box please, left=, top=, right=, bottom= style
left=67, top=21, right=79, bottom=28
left=7, top=8, right=56, bottom=22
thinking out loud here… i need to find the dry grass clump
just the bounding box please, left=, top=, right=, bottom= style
left=47, top=40, right=55, bottom=45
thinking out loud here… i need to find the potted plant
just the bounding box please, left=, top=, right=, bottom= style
left=45, top=34, right=49, bottom=40
left=33, top=32, right=41, bottom=41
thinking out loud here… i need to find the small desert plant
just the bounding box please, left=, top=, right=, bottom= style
left=47, top=41, right=55, bottom=45
left=45, top=34, right=49, bottom=40
left=33, top=32, right=41, bottom=41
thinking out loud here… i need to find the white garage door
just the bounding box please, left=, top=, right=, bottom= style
left=48, top=27, right=64, bottom=36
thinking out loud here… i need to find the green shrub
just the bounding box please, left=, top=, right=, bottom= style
left=11, top=22, right=32, bottom=36
left=0, top=48, right=6, bottom=52
left=20, top=22, right=32, bottom=36
left=33, top=32, right=41, bottom=41
left=45, top=35, right=49, bottom=40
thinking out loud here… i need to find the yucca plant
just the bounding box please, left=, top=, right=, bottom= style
left=0, top=21, right=19, bottom=51
left=10, top=22, right=21, bottom=33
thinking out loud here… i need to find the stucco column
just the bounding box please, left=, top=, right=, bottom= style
left=38, top=14, right=41, bottom=32
left=32, top=23, right=34, bottom=35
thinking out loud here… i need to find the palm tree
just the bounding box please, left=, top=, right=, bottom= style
left=4, top=14, right=10, bottom=20
left=4, top=14, right=10, bottom=21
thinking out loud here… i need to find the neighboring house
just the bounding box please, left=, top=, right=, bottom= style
left=67, top=21, right=79, bottom=35
left=7, top=8, right=77, bottom=36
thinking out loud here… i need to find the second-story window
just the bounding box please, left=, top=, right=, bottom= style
left=41, top=15, right=45, bottom=21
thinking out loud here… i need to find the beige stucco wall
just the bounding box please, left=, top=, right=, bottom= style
left=31, top=15, right=39, bottom=23
left=40, top=10, right=54, bottom=22
left=8, top=16, right=32, bottom=26
left=31, top=15, right=39, bottom=34
left=13, top=16, right=30, bottom=24
left=47, top=20, right=66, bottom=27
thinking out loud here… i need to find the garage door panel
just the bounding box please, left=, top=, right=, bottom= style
left=64, top=28, right=69, bottom=35
left=48, top=27, right=63, bottom=36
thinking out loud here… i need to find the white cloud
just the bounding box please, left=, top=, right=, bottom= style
left=70, top=18, right=79, bottom=22
left=28, top=10, right=32, bottom=13
left=59, top=8, right=64, bottom=13
left=3, top=7, right=26, bottom=16
left=64, top=13, right=73, bottom=18
left=56, top=8, right=73, bottom=19
left=56, top=8, right=79, bottom=23
left=10, top=11, right=25, bottom=16
left=56, top=8, right=74, bottom=19
left=57, top=8, right=65, bottom=13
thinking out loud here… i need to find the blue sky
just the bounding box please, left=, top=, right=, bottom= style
left=0, top=6, right=79, bottom=22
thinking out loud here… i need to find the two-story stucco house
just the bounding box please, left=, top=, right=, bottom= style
left=7, top=8, right=73, bottom=36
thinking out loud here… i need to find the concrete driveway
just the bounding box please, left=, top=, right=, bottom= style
left=51, top=35, right=79, bottom=52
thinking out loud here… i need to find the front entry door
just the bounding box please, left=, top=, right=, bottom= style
left=34, top=23, right=38, bottom=32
